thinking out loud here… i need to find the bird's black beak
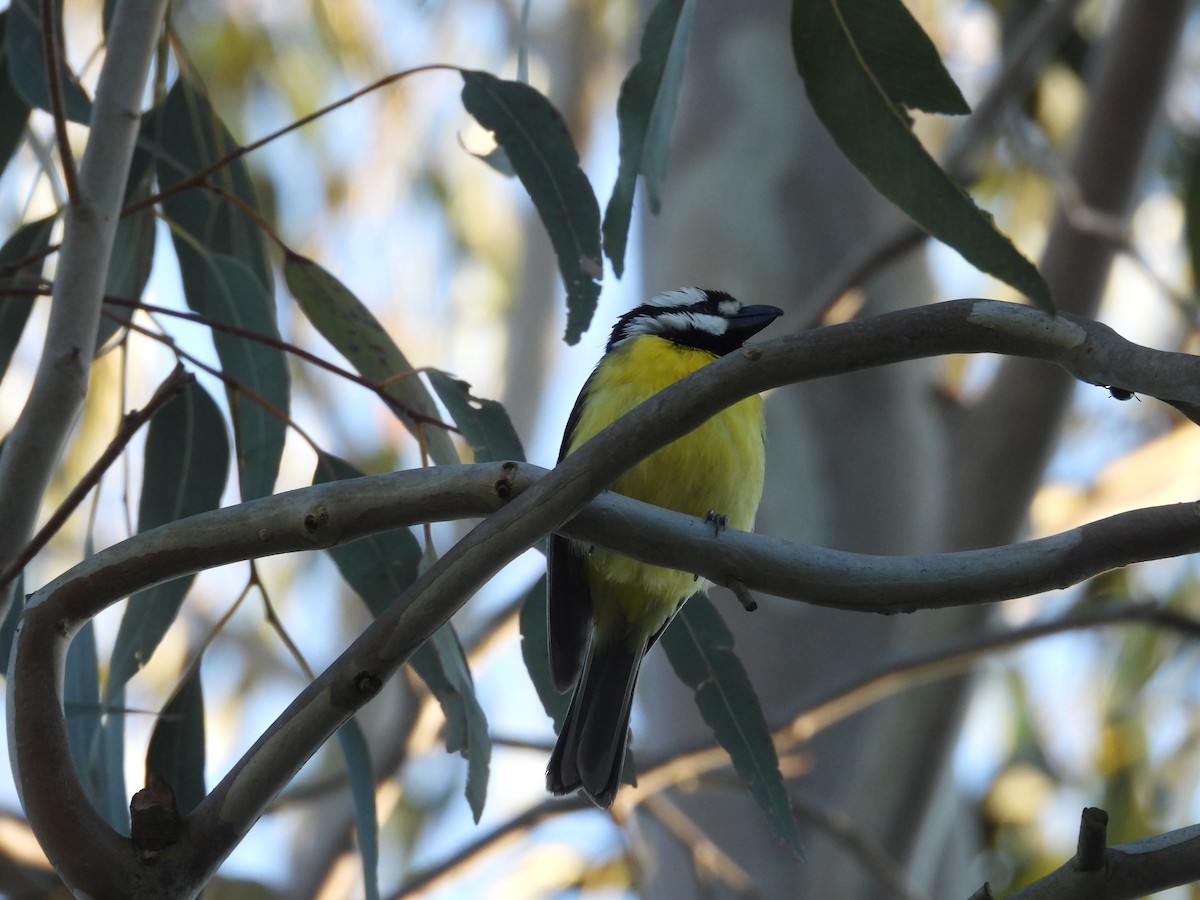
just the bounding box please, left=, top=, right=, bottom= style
left=727, top=304, right=783, bottom=340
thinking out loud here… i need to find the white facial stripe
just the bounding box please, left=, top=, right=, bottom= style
left=717, top=298, right=741, bottom=315
left=632, top=310, right=728, bottom=337
left=647, top=286, right=709, bottom=309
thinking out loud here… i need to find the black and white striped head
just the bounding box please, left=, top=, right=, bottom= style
left=607, top=287, right=783, bottom=356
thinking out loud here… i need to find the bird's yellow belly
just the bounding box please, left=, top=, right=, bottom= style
left=566, top=337, right=766, bottom=645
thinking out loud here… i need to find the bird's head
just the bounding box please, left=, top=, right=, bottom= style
left=607, top=287, right=783, bottom=356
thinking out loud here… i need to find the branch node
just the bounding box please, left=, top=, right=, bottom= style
left=728, top=579, right=758, bottom=612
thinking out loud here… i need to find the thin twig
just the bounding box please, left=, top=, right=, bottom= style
left=123, top=64, right=456, bottom=218
left=630, top=604, right=1200, bottom=800
left=639, top=791, right=758, bottom=896
left=40, top=0, right=79, bottom=202
left=103, top=295, right=455, bottom=431
left=389, top=796, right=590, bottom=898
left=0, top=364, right=192, bottom=593
left=118, top=315, right=320, bottom=452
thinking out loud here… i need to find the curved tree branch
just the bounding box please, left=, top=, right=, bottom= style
left=11, top=298, right=1200, bottom=895
left=0, top=0, right=167, bottom=622
left=1004, top=818, right=1200, bottom=899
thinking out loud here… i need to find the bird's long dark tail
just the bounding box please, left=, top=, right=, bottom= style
left=546, top=639, right=643, bottom=808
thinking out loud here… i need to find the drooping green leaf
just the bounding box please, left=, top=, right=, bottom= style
left=152, top=75, right=272, bottom=290
left=0, top=571, right=23, bottom=673
left=149, top=77, right=285, bottom=498
left=603, top=0, right=696, bottom=276
left=3, top=0, right=91, bottom=124
left=337, top=720, right=380, bottom=900
left=417, top=624, right=491, bottom=821
left=181, top=253, right=288, bottom=500
left=460, top=70, right=602, bottom=344
left=64, top=621, right=103, bottom=806
left=98, top=684, right=129, bottom=835
left=313, top=452, right=423, bottom=603
left=284, top=252, right=458, bottom=464
left=65, top=623, right=128, bottom=833
left=518, top=574, right=569, bottom=727
left=97, top=155, right=157, bottom=349
left=145, top=665, right=206, bottom=815
left=0, top=12, right=32, bottom=176
left=0, top=214, right=55, bottom=384
left=314, top=452, right=491, bottom=819
left=106, top=382, right=229, bottom=702
left=791, top=0, right=1051, bottom=311
left=661, top=594, right=802, bottom=856
left=426, top=369, right=525, bottom=464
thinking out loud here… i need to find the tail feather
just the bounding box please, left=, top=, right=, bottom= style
left=547, top=640, right=644, bottom=808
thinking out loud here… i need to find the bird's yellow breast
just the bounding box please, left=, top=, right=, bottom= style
left=566, top=335, right=766, bottom=644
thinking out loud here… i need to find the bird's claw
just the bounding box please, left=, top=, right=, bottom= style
left=704, top=510, right=728, bottom=537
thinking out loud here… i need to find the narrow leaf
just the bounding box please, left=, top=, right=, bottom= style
left=145, top=665, right=206, bottom=815
left=98, top=684, right=129, bottom=834
left=0, top=11, right=32, bottom=176
left=0, top=571, right=22, bottom=673
left=460, top=70, right=602, bottom=344
left=150, top=77, right=286, bottom=498
left=661, top=594, right=802, bottom=856
left=314, top=453, right=491, bottom=819
left=518, top=575, right=569, bottom=726
left=64, top=624, right=128, bottom=833
left=791, top=0, right=1051, bottom=311
left=152, top=76, right=272, bottom=290
left=426, top=369, right=525, bottom=463
left=3, top=0, right=91, bottom=124
left=337, top=720, right=380, bottom=900
left=603, top=0, right=696, bottom=275
left=284, top=252, right=458, bottom=464
left=182, top=253, right=288, bottom=500
left=0, top=214, right=56, bottom=384
left=313, top=453, right=422, bottom=604
left=106, top=382, right=229, bottom=700
left=98, top=158, right=157, bottom=349
left=64, top=622, right=104, bottom=809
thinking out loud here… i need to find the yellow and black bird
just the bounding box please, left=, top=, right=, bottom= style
left=546, top=287, right=782, bottom=807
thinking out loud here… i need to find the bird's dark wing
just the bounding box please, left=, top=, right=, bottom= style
left=547, top=370, right=598, bottom=693
left=548, top=534, right=590, bottom=692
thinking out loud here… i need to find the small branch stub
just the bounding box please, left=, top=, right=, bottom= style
left=1074, top=806, right=1109, bottom=872
left=303, top=505, right=329, bottom=534
left=130, top=774, right=180, bottom=855
left=728, top=578, right=758, bottom=612
left=494, top=461, right=520, bottom=500
left=354, top=670, right=382, bottom=697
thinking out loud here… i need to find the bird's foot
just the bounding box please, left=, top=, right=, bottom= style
left=704, top=510, right=728, bottom=537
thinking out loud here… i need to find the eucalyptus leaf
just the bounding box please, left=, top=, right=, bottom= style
left=460, top=70, right=602, bottom=344
left=314, top=452, right=491, bottom=819
left=4, top=0, right=91, bottom=123
left=791, top=0, right=1051, bottom=311
left=426, top=369, right=525, bottom=463
left=0, top=11, right=32, bottom=176
left=603, top=0, right=696, bottom=276
left=337, top=720, right=380, bottom=900
left=106, top=382, right=229, bottom=701
left=146, top=666, right=206, bottom=815
left=284, top=252, right=458, bottom=464
left=0, top=215, right=55, bottom=384
left=661, top=593, right=802, bottom=856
